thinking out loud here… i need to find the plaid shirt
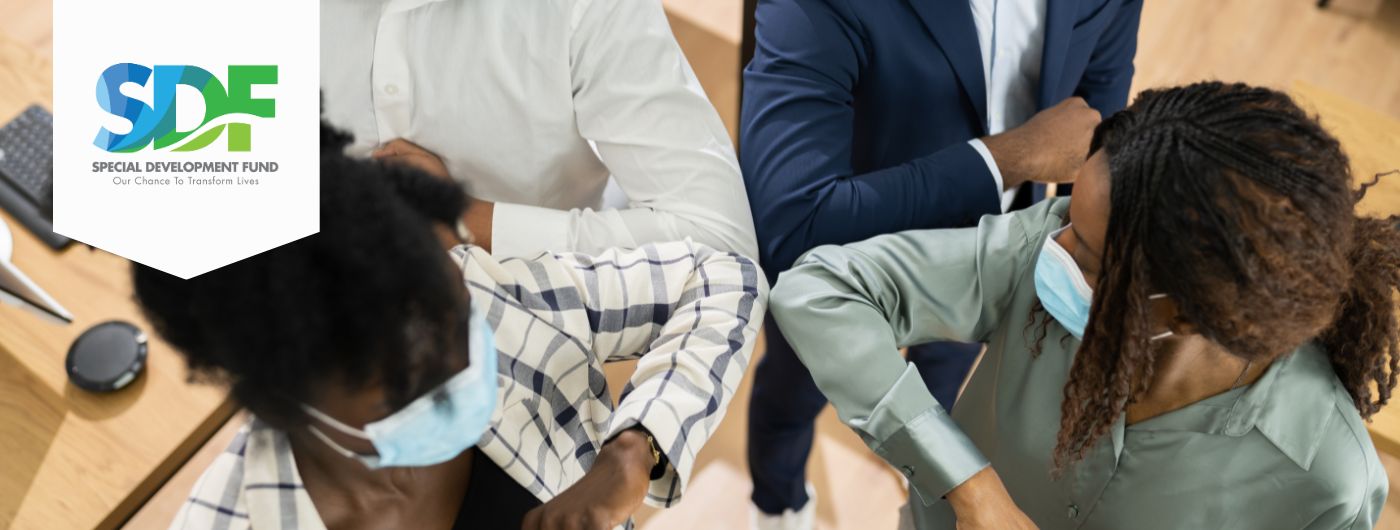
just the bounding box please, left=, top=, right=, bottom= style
left=170, top=240, right=766, bottom=529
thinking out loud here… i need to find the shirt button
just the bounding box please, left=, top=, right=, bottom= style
left=384, top=84, right=400, bottom=95
left=1067, top=504, right=1079, bottom=519
left=900, top=465, right=915, bottom=478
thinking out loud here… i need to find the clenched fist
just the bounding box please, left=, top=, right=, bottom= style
left=982, top=97, right=1102, bottom=190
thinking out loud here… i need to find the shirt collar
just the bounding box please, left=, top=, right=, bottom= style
left=1126, top=342, right=1340, bottom=470
left=243, top=418, right=323, bottom=530
left=1225, top=342, right=1340, bottom=470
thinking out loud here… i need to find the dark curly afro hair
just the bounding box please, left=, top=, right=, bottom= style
left=133, top=123, right=472, bottom=430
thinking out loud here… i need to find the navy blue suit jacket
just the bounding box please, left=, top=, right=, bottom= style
left=740, top=0, right=1142, bottom=281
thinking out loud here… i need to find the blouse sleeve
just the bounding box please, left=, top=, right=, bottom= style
left=769, top=202, right=1045, bottom=503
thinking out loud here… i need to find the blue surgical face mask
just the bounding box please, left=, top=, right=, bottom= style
left=1035, top=225, right=1176, bottom=341
left=1034, top=225, right=1094, bottom=339
left=302, top=311, right=499, bottom=469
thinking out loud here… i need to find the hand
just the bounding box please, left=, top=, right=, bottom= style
left=372, top=138, right=450, bottom=180
left=981, top=97, right=1102, bottom=190
left=371, top=138, right=497, bottom=252
left=522, top=429, right=654, bottom=530
left=464, top=198, right=494, bottom=253
left=946, top=467, right=1038, bottom=530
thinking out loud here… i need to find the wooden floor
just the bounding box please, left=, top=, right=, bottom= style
left=3, top=0, right=1399, bottom=528
left=1133, top=0, right=1400, bottom=119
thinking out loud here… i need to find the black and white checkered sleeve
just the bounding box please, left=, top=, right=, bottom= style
left=553, top=239, right=768, bottom=506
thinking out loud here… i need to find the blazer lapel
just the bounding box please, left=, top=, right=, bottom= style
left=906, top=0, right=987, bottom=134
left=1038, top=0, right=1078, bottom=108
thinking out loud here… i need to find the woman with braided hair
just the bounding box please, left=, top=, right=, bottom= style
left=769, top=81, right=1399, bottom=529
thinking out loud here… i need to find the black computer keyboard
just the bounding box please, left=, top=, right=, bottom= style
left=0, top=105, right=68, bottom=249
left=0, top=105, right=53, bottom=209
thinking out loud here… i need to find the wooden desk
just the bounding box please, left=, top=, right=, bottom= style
left=0, top=35, right=234, bottom=529
left=1291, top=82, right=1400, bottom=455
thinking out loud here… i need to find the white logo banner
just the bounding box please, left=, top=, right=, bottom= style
left=53, top=0, right=320, bottom=278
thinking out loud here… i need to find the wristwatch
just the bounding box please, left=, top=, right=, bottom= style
left=636, top=428, right=667, bottom=480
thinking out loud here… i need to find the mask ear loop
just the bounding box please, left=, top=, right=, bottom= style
left=1044, top=227, right=1093, bottom=299
left=306, top=424, right=367, bottom=460
left=301, top=405, right=381, bottom=462
left=302, top=405, right=373, bottom=439
left=1148, top=293, right=1174, bottom=341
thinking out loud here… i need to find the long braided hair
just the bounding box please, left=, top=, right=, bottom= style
left=1050, top=82, right=1400, bottom=472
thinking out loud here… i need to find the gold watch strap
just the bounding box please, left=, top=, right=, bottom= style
left=645, top=432, right=661, bottom=467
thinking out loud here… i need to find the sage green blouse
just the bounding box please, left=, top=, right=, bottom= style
left=769, top=198, right=1386, bottom=529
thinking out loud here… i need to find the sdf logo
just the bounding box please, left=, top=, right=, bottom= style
left=94, top=64, right=277, bottom=153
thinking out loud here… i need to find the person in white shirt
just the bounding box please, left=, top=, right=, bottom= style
left=321, top=0, right=758, bottom=260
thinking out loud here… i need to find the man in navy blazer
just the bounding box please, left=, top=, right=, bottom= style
left=741, top=0, right=1142, bottom=527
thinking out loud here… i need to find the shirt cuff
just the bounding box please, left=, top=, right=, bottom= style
left=607, top=402, right=688, bottom=508
left=967, top=139, right=1017, bottom=213
left=859, top=364, right=990, bottom=505
left=490, top=202, right=570, bottom=259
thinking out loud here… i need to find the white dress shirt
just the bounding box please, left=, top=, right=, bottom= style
left=965, top=0, right=1048, bottom=211
left=321, top=0, right=759, bottom=260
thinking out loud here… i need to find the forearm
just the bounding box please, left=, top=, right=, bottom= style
left=461, top=199, right=493, bottom=252
left=769, top=256, right=916, bottom=418
left=770, top=239, right=991, bottom=502
left=606, top=244, right=766, bottom=505
left=491, top=199, right=758, bottom=260
left=596, top=428, right=660, bottom=484
left=752, top=142, right=1001, bottom=273
left=527, top=427, right=661, bottom=528
left=979, top=134, right=1031, bottom=191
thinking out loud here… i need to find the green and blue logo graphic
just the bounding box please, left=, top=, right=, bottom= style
left=94, top=64, right=277, bottom=153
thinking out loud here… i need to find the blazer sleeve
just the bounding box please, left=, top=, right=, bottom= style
left=740, top=0, right=1002, bottom=278
left=1074, top=0, right=1143, bottom=115
left=768, top=206, right=1038, bottom=503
